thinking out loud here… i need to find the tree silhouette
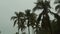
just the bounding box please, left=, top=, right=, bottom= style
left=50, top=11, right=60, bottom=34
left=33, top=0, right=52, bottom=34
left=25, top=9, right=37, bottom=34
left=11, top=12, right=26, bottom=34
left=54, top=0, right=60, bottom=34
left=11, top=0, right=60, bottom=34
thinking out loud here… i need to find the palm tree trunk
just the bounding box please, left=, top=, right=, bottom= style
left=49, top=25, right=52, bottom=34
left=18, top=29, right=19, bottom=34
left=36, top=24, right=38, bottom=34
left=17, top=23, right=19, bottom=34
left=28, top=26, right=30, bottom=34
left=18, top=18, right=20, bottom=34
left=28, top=20, right=30, bottom=34
left=36, top=28, right=38, bottom=34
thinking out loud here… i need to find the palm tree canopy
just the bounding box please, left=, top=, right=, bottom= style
left=11, top=11, right=26, bottom=31
left=29, top=13, right=37, bottom=28
left=33, top=1, right=51, bottom=12
left=25, top=9, right=31, bottom=17
left=11, top=12, right=19, bottom=26
left=25, top=9, right=37, bottom=27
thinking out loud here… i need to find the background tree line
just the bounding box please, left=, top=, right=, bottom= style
left=11, top=0, right=60, bottom=34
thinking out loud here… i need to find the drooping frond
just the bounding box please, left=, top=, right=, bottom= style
left=55, top=5, right=60, bottom=11
left=37, top=12, right=43, bottom=23
left=11, top=16, right=17, bottom=20
left=33, top=5, right=43, bottom=12
left=13, top=19, right=18, bottom=26
left=50, top=11, right=60, bottom=19
left=33, top=2, right=43, bottom=12
left=21, top=25, right=26, bottom=31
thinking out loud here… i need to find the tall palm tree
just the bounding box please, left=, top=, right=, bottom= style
left=50, top=11, right=60, bottom=34
left=29, top=12, right=37, bottom=34
left=25, top=9, right=37, bottom=34
left=11, top=12, right=26, bottom=34
left=25, top=9, right=31, bottom=34
left=54, top=0, right=60, bottom=34
left=33, top=0, right=52, bottom=34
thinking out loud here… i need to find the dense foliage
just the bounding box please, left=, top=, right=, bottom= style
left=11, top=0, right=60, bottom=34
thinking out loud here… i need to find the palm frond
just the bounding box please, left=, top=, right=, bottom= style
left=18, top=25, right=21, bottom=30
left=13, top=19, right=18, bottom=27
left=30, top=13, right=37, bottom=19
left=21, top=26, right=26, bottom=31
left=15, top=12, right=19, bottom=16
left=37, top=12, right=43, bottom=23
left=33, top=6, right=37, bottom=12
left=55, top=5, right=60, bottom=11
left=45, top=1, right=51, bottom=8
left=49, top=11, right=60, bottom=19
left=33, top=2, right=43, bottom=12
left=33, top=6, right=43, bottom=12
left=11, top=16, right=17, bottom=20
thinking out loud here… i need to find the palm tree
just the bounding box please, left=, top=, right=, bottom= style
left=33, top=0, right=52, bottom=34
left=25, top=9, right=37, bottom=34
left=50, top=11, right=60, bottom=34
left=25, top=9, right=31, bottom=34
left=29, top=12, right=37, bottom=34
left=54, top=0, right=60, bottom=34
left=11, top=12, right=26, bottom=34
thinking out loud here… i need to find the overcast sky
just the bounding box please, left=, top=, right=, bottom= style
left=0, top=0, right=55, bottom=34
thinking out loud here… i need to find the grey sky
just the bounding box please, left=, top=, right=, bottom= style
left=0, top=0, right=36, bottom=34
left=0, top=0, right=55, bottom=34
